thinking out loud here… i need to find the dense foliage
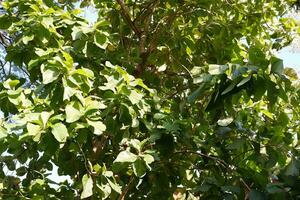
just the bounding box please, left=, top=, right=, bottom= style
left=1, top=0, right=300, bottom=199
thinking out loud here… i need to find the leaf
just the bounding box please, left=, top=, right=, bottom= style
left=94, top=31, right=109, bottom=49
left=40, top=111, right=53, bottom=129
left=114, top=151, right=138, bottom=163
left=141, top=154, right=155, bottom=165
left=0, top=127, right=7, bottom=140
left=237, top=76, right=251, bottom=87
left=51, top=123, right=69, bottom=143
left=22, top=35, right=34, bottom=45
left=271, top=57, right=284, bottom=75
left=72, top=68, right=94, bottom=79
left=65, top=102, right=83, bottom=123
left=87, top=119, right=106, bottom=135
left=285, top=158, right=300, bottom=176
left=81, top=174, right=93, bottom=199
left=261, top=110, right=273, bottom=120
left=248, top=190, right=265, bottom=200
left=133, top=158, right=147, bottom=177
left=62, top=51, right=74, bottom=69
left=3, top=79, right=20, bottom=90
left=284, top=67, right=298, bottom=80
left=106, top=178, right=121, bottom=194
left=128, top=90, right=143, bottom=105
left=41, top=64, right=60, bottom=84
left=187, top=84, right=204, bottom=103
left=217, top=117, right=233, bottom=126
left=0, top=15, right=12, bottom=29
left=221, top=82, right=236, bottom=95
left=208, top=64, right=228, bottom=75
left=27, top=123, right=42, bottom=142
left=129, top=139, right=142, bottom=152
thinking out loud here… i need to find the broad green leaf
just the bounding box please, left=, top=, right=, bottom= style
left=94, top=31, right=109, bottom=49
left=87, top=119, right=106, bottom=135
left=51, top=123, right=69, bottom=143
left=0, top=127, right=7, bottom=140
left=128, top=90, right=143, bottom=105
left=261, top=110, right=273, bottom=120
left=237, top=76, right=251, bottom=87
left=62, top=51, right=74, bottom=69
left=129, top=139, right=141, bottom=152
left=22, top=35, right=34, bottom=45
left=133, top=158, right=147, bottom=177
left=114, top=151, right=138, bottom=163
left=221, top=82, right=236, bottom=95
left=208, top=64, right=228, bottom=75
left=41, top=64, right=60, bottom=84
left=141, top=154, right=155, bottom=165
left=3, top=79, right=20, bottom=90
left=106, top=178, right=121, bottom=194
left=285, top=158, right=300, bottom=176
left=72, top=68, right=94, bottom=79
left=248, top=190, right=265, bottom=200
left=187, top=84, right=204, bottom=103
left=271, top=57, right=284, bottom=75
left=81, top=174, right=93, bottom=199
left=284, top=67, right=298, bottom=80
left=40, top=111, right=53, bottom=129
left=217, top=117, right=233, bottom=126
left=0, top=15, right=12, bottom=29
left=27, top=123, right=42, bottom=139
left=65, top=102, right=83, bottom=123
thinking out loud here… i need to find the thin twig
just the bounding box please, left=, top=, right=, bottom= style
left=76, top=141, right=92, bottom=175
left=118, top=176, right=134, bottom=200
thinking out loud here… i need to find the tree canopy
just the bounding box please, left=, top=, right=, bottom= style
left=1, top=0, right=300, bottom=199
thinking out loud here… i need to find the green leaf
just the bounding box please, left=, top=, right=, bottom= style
left=106, top=178, right=121, bottom=194
left=94, top=31, right=109, bottom=49
left=22, top=35, right=34, bottom=45
left=62, top=51, right=74, bottom=69
left=141, top=154, right=155, bottom=165
left=208, top=64, right=228, bottom=75
left=65, top=102, right=83, bottom=123
left=128, top=90, right=143, bottom=105
left=72, top=68, right=94, bottom=79
left=3, top=79, right=20, bottom=90
left=41, top=64, right=60, bottom=84
left=271, top=57, right=284, bottom=75
left=86, top=119, right=106, bottom=135
left=51, top=123, right=69, bottom=143
left=285, top=158, right=300, bottom=176
left=237, top=76, right=251, bottom=87
left=221, top=82, right=236, bottom=95
left=0, top=127, right=7, bottom=140
left=114, top=151, right=138, bottom=163
left=81, top=174, right=93, bottom=199
left=217, top=117, right=233, bottom=126
left=261, top=110, right=273, bottom=120
left=40, top=111, right=53, bottom=129
left=0, top=15, right=12, bottom=29
left=133, top=158, right=147, bottom=177
left=248, top=190, right=265, bottom=200
left=27, top=123, right=42, bottom=142
left=187, top=84, right=204, bottom=103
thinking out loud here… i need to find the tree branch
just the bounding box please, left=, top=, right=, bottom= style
left=116, top=0, right=141, bottom=37
left=118, top=176, right=134, bottom=200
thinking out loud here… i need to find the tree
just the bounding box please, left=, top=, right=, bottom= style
left=0, top=0, right=300, bottom=199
